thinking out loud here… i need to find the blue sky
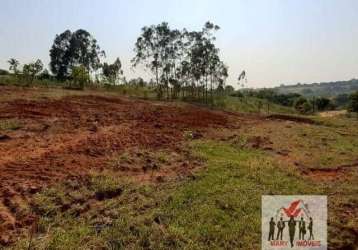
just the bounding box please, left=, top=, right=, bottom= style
left=0, top=0, right=357, bottom=87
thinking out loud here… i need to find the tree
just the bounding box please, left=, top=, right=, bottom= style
left=39, top=69, right=51, bottom=80
left=238, top=70, right=246, bottom=88
left=49, top=30, right=72, bottom=79
left=132, top=21, right=227, bottom=102
left=70, top=65, right=90, bottom=89
left=294, top=97, right=313, bottom=114
left=334, top=94, right=350, bottom=108
left=102, top=58, right=123, bottom=84
left=184, top=22, right=226, bottom=102
left=315, top=97, right=331, bottom=111
left=225, top=85, right=235, bottom=94
left=50, top=29, right=104, bottom=80
left=0, top=69, right=9, bottom=75
left=137, top=77, right=146, bottom=87
left=212, top=61, right=228, bottom=96
left=348, top=91, right=358, bottom=113
left=7, top=58, right=20, bottom=75
left=132, top=22, right=176, bottom=98
left=22, top=59, right=43, bottom=83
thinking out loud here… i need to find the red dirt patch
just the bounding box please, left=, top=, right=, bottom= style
left=0, top=94, right=234, bottom=245
left=245, top=135, right=274, bottom=150
left=108, top=147, right=202, bottom=183
left=299, top=161, right=358, bottom=181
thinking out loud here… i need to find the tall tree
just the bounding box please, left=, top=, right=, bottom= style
left=132, top=21, right=228, bottom=102
left=102, top=58, right=123, bottom=84
left=7, top=58, right=20, bottom=75
left=185, top=22, right=223, bottom=102
left=49, top=29, right=104, bottom=80
left=315, top=97, right=331, bottom=111
left=238, top=70, right=246, bottom=88
left=49, top=30, right=72, bottom=79
left=132, top=22, right=179, bottom=99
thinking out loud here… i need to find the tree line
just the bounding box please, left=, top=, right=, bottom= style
left=4, top=22, right=228, bottom=103
left=6, top=29, right=125, bottom=89
left=3, top=23, right=357, bottom=115
left=132, top=22, right=228, bottom=102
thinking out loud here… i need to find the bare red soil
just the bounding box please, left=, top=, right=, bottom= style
left=0, top=93, right=233, bottom=244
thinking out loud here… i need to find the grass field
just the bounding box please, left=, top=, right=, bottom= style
left=213, top=96, right=295, bottom=114
left=0, top=85, right=357, bottom=249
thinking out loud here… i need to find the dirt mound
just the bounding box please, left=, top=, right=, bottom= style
left=0, top=94, right=233, bottom=245
left=300, top=161, right=358, bottom=181
left=245, top=136, right=273, bottom=150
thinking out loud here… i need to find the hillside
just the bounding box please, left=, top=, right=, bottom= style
left=0, top=75, right=294, bottom=115
left=273, top=79, right=358, bottom=97
left=0, top=85, right=357, bottom=249
left=213, top=96, right=295, bottom=114
left=2, top=1, right=358, bottom=249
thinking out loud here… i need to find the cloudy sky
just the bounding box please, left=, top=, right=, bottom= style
left=0, top=0, right=357, bottom=88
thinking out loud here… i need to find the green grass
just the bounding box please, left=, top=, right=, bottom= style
left=161, top=141, right=322, bottom=249
left=213, top=96, right=295, bottom=114
left=15, top=141, right=325, bottom=250
left=0, top=119, right=22, bottom=131
left=0, top=74, right=65, bottom=87
left=0, top=75, right=157, bottom=100
left=240, top=114, right=358, bottom=169
left=1, top=77, right=295, bottom=115
left=2, top=84, right=357, bottom=249
left=103, top=84, right=157, bottom=100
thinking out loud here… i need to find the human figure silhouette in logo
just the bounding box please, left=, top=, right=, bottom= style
left=308, top=217, right=314, bottom=240
left=299, top=217, right=306, bottom=240
left=276, top=217, right=285, bottom=240
left=268, top=217, right=276, bottom=241
left=288, top=216, right=296, bottom=248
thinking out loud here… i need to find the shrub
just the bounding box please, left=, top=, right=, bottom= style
left=315, top=97, right=331, bottom=111
left=0, top=69, right=9, bottom=75
left=21, top=59, right=44, bottom=86
left=69, top=65, right=90, bottom=90
left=38, top=69, right=52, bottom=80
left=0, top=119, right=22, bottom=131
left=348, top=91, right=358, bottom=113
left=294, top=97, right=313, bottom=114
left=334, top=94, right=350, bottom=108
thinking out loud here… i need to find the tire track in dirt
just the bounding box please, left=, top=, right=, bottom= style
left=0, top=94, right=233, bottom=245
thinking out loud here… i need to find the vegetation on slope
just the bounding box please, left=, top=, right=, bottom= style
left=14, top=135, right=358, bottom=249
left=213, top=96, right=294, bottom=114
left=0, top=85, right=356, bottom=249
left=12, top=142, right=315, bottom=249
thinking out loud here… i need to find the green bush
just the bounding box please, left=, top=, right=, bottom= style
left=348, top=91, right=358, bottom=113
left=0, top=69, right=9, bottom=75
left=22, top=59, right=44, bottom=85
left=315, top=97, right=331, bottom=111
left=68, top=66, right=90, bottom=90
left=294, top=97, right=313, bottom=114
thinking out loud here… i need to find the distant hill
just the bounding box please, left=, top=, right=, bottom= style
left=273, top=79, right=358, bottom=97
